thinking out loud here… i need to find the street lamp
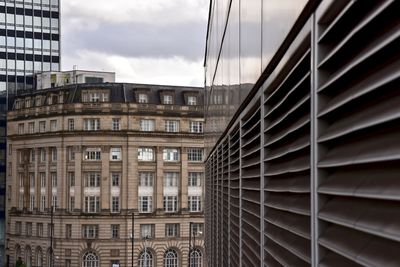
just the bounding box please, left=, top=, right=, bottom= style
left=188, top=222, right=203, bottom=267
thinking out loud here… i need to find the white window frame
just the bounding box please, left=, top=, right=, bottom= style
left=50, top=119, right=57, bottom=131
left=82, top=225, right=99, bottom=239
left=164, top=172, right=178, bottom=187
left=164, top=120, right=179, bottom=132
left=165, top=224, right=179, bottom=237
left=187, top=96, right=197, bottom=105
left=138, top=148, right=154, bottom=161
left=111, top=196, right=120, bottom=213
left=188, top=196, right=202, bottom=212
left=188, top=172, right=202, bottom=187
left=68, top=119, right=74, bottom=131
left=163, top=95, right=173, bottom=105
left=188, top=148, right=203, bottom=162
left=112, top=118, right=121, bottom=131
left=110, top=147, right=122, bottom=161
left=138, top=93, right=148, bottom=103
left=84, top=196, right=100, bottom=213
left=163, top=196, right=178, bottom=212
left=83, top=118, right=101, bottom=131
left=140, top=224, right=154, bottom=239
left=139, top=172, right=154, bottom=187
left=140, top=119, right=155, bottom=131
left=163, top=148, right=180, bottom=162
left=139, top=196, right=153, bottom=213
left=85, top=172, right=101, bottom=187
left=84, top=147, right=101, bottom=161
left=111, top=173, right=120, bottom=187
left=189, top=121, right=203, bottom=133
left=39, top=121, right=46, bottom=132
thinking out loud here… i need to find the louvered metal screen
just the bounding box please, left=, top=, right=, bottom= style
left=204, top=0, right=400, bottom=266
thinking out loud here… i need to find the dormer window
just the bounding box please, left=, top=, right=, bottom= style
left=82, top=90, right=109, bottom=103
left=163, top=95, right=173, bottom=105
left=188, top=96, right=197, bottom=105
left=138, top=93, right=148, bottom=103
left=25, top=98, right=31, bottom=108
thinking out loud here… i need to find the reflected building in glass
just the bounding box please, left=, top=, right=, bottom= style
left=0, top=0, right=60, bottom=264
left=205, top=0, right=400, bottom=266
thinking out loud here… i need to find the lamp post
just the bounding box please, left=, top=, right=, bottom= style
left=131, top=210, right=135, bottom=267
left=188, top=222, right=192, bottom=267
left=50, top=205, right=54, bottom=267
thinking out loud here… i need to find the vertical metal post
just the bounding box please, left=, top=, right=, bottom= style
left=50, top=205, right=54, bottom=267
left=188, top=222, right=192, bottom=267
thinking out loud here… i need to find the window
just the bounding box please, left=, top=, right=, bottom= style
left=163, top=196, right=178, bottom=212
left=85, top=173, right=101, bottom=187
left=165, top=224, right=179, bottom=237
left=111, top=224, right=120, bottom=239
left=29, top=195, right=35, bottom=211
left=188, top=148, right=203, bottom=162
left=16, top=222, right=22, bottom=235
left=188, top=96, right=197, bottom=105
left=111, top=196, right=120, bottom=213
left=165, top=120, right=179, bottom=132
left=68, top=147, right=75, bottom=161
left=66, top=224, right=72, bottom=239
left=164, top=249, right=178, bottom=267
left=18, top=123, right=24, bottom=134
left=26, top=222, right=33, bottom=236
left=39, top=121, right=46, bottom=132
left=40, top=195, right=46, bottom=212
left=50, top=147, right=57, bottom=161
left=52, top=195, right=58, bottom=208
left=48, top=223, right=53, bottom=238
left=29, top=149, right=35, bottom=163
left=188, top=172, right=202, bottom=187
left=163, top=95, right=173, bottom=105
left=111, top=173, right=120, bottom=187
left=84, top=147, right=101, bottom=160
left=110, top=147, right=121, bottom=161
left=139, top=196, right=153, bottom=213
left=189, top=249, right=203, bottom=267
left=163, top=148, right=179, bottom=162
left=164, top=172, right=178, bottom=187
left=189, top=121, right=203, bottom=133
left=68, top=172, right=75, bottom=187
left=140, top=224, right=154, bottom=238
left=82, top=91, right=108, bottom=102
left=82, top=225, right=99, bottom=239
left=69, top=196, right=75, bottom=212
left=139, top=172, right=154, bottom=186
left=83, top=118, right=100, bottom=131
left=82, top=251, right=99, bottom=267
left=28, top=122, right=35, bottom=133
left=112, top=118, right=120, bottom=131
left=84, top=196, right=100, bottom=213
left=190, top=223, right=204, bottom=236
left=138, top=148, right=154, bottom=161
left=51, top=172, right=57, bottom=188
left=140, top=119, right=155, bottom=131
left=39, top=148, right=46, bottom=162
left=188, top=196, right=202, bottom=212
left=50, top=120, right=57, bottom=131
left=29, top=173, right=35, bottom=187
left=68, top=119, right=74, bottom=131
left=37, top=223, right=43, bottom=237
left=139, top=250, right=153, bottom=267
left=85, top=77, right=104, bottom=84
left=138, top=93, right=148, bottom=103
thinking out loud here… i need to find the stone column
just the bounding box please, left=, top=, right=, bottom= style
left=127, top=144, right=138, bottom=210
left=101, top=146, right=110, bottom=211
left=156, top=146, right=164, bottom=211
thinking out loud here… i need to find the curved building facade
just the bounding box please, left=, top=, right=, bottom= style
left=6, top=83, right=205, bottom=266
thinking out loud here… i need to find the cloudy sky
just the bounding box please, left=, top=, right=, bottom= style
left=61, top=0, right=209, bottom=86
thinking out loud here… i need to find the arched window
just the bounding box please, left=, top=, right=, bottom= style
left=36, top=247, right=43, bottom=267
left=25, top=246, right=32, bottom=267
left=82, top=251, right=99, bottom=267
left=163, top=249, right=178, bottom=267
left=15, top=245, right=21, bottom=264
left=138, top=250, right=153, bottom=267
left=189, top=249, right=202, bottom=267
left=46, top=249, right=53, bottom=267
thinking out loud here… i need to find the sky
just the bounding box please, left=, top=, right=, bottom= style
left=61, top=0, right=209, bottom=87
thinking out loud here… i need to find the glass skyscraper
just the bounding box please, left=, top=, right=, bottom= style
left=0, top=0, right=60, bottom=264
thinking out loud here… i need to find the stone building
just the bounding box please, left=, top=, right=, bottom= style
left=6, top=83, right=205, bottom=267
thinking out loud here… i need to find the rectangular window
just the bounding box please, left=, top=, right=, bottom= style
left=139, top=196, right=153, bottom=213
left=165, top=224, right=179, bottom=237
left=164, top=172, right=178, bottom=187
left=51, top=172, right=57, bottom=188
left=189, top=121, right=203, bottom=133
left=85, top=173, right=101, bottom=187
left=29, top=173, right=35, bottom=187
left=84, top=196, right=100, bottom=213
left=68, top=147, right=75, bottom=161
left=188, top=148, right=204, bottom=162
left=40, top=148, right=46, bottom=162
left=140, top=224, right=154, bottom=239
left=187, top=96, right=197, bottom=105
left=69, top=197, right=75, bottom=212
left=164, top=120, right=179, bottom=132
left=48, top=223, right=53, bottom=238
left=84, top=147, right=101, bottom=160
left=110, top=147, right=121, bottom=161
left=111, top=224, right=120, bottom=239
left=163, top=148, right=179, bottom=162
left=83, top=118, right=100, bottom=131
left=39, top=121, right=46, bottom=132
left=37, top=223, right=43, bottom=237
left=163, top=196, right=178, bottom=212
left=16, top=222, right=22, bottom=235
left=140, top=119, right=155, bottom=131
left=66, top=224, right=72, bottom=239
left=163, top=95, right=173, bottom=104
left=26, top=222, right=32, bottom=236
left=68, top=172, right=75, bottom=187
left=28, top=122, right=35, bottom=133
left=190, top=223, right=204, bottom=236
left=112, top=118, right=120, bottom=131
left=18, top=123, right=24, bottom=134
left=29, top=195, right=35, bottom=211
left=50, top=147, right=57, bottom=161
left=29, top=149, right=35, bottom=162
left=40, top=173, right=46, bottom=188
left=40, top=195, right=46, bottom=212
left=139, top=172, right=154, bottom=186
left=111, top=173, right=120, bottom=187
left=138, top=93, right=148, bottom=103
left=52, top=195, right=58, bottom=209
left=188, top=196, right=202, bottom=212
left=82, top=225, right=99, bottom=239
left=188, top=172, right=202, bottom=187
left=111, top=196, right=120, bottom=213
left=50, top=120, right=57, bottom=131
left=68, top=119, right=74, bottom=131
left=138, top=148, right=154, bottom=161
